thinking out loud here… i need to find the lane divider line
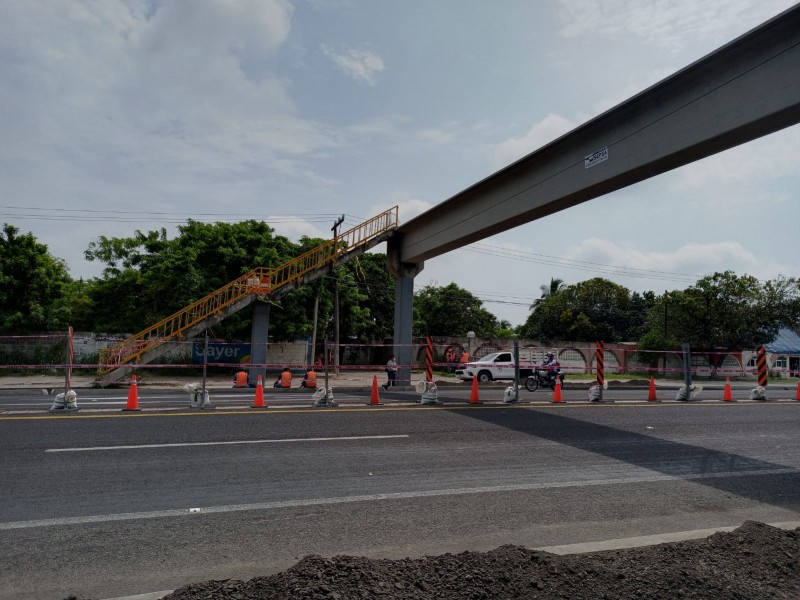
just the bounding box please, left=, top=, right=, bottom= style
left=46, top=434, right=410, bottom=453
left=3, top=466, right=798, bottom=531
left=537, top=520, right=800, bottom=554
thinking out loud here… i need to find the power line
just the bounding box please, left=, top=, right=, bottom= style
left=1, top=206, right=345, bottom=218
left=0, top=207, right=381, bottom=231
left=0, top=211, right=342, bottom=225
left=465, top=242, right=701, bottom=284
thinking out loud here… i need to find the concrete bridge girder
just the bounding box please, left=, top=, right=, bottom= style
left=393, top=6, right=800, bottom=264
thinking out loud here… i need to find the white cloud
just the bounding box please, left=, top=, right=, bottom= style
left=493, top=114, right=577, bottom=168
left=417, top=126, right=457, bottom=145
left=267, top=216, right=328, bottom=241
left=369, top=198, right=432, bottom=225
left=321, top=45, right=385, bottom=84
left=672, top=125, right=800, bottom=207
left=565, top=238, right=792, bottom=282
left=142, top=0, right=292, bottom=57
left=0, top=0, right=340, bottom=194
left=556, top=0, right=796, bottom=53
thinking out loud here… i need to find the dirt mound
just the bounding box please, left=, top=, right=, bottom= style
left=157, top=521, right=800, bottom=600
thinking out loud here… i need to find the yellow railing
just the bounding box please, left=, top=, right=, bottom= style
left=98, top=207, right=398, bottom=374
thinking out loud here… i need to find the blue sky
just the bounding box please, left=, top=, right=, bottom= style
left=1, top=0, right=798, bottom=326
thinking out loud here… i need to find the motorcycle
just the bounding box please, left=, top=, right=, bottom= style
left=524, top=367, right=565, bottom=392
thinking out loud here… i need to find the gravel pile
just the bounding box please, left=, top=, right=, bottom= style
left=154, top=521, right=800, bottom=600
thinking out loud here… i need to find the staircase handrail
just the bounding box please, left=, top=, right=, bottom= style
left=98, top=206, right=398, bottom=373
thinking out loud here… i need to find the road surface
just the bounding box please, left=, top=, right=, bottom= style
left=0, top=397, right=798, bottom=599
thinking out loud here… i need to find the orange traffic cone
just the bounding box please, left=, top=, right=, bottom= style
left=795, top=381, right=800, bottom=401
left=122, top=375, right=141, bottom=412
left=648, top=376, right=657, bottom=402
left=369, top=375, right=382, bottom=405
left=723, top=377, right=733, bottom=402
left=251, top=375, right=265, bottom=408
left=551, top=380, right=563, bottom=403
left=470, top=377, right=481, bottom=404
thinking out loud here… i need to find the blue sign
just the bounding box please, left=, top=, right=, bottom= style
left=192, top=342, right=251, bottom=364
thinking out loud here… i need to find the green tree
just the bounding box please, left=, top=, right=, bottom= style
left=519, top=277, right=634, bottom=342
left=496, top=319, right=515, bottom=339
left=531, top=277, right=566, bottom=309
left=413, top=283, right=499, bottom=337
left=0, top=224, right=73, bottom=332
left=627, top=290, right=657, bottom=340
left=640, top=271, right=800, bottom=351
left=83, top=224, right=399, bottom=343
left=341, top=252, right=395, bottom=341
left=84, top=220, right=299, bottom=335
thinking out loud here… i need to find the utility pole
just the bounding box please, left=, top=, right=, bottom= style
left=310, top=290, right=319, bottom=366
left=331, top=214, right=344, bottom=377
left=663, top=290, right=668, bottom=376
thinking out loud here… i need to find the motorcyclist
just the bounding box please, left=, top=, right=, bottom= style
left=542, top=352, right=559, bottom=385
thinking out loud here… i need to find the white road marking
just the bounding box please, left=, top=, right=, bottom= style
left=46, top=434, right=409, bottom=453
left=3, top=466, right=798, bottom=531
left=537, top=520, right=800, bottom=554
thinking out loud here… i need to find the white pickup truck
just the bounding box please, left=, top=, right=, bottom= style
left=456, top=349, right=540, bottom=383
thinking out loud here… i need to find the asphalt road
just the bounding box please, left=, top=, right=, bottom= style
left=1, top=399, right=799, bottom=599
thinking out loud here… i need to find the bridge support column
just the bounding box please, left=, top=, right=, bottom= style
left=392, top=263, right=423, bottom=388
left=249, top=301, right=270, bottom=384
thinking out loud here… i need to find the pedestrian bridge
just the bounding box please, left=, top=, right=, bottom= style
left=96, top=207, right=398, bottom=383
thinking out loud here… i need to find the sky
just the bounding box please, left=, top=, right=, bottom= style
left=1, top=0, right=798, bottom=327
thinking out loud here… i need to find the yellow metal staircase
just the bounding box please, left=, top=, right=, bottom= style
left=97, top=207, right=398, bottom=382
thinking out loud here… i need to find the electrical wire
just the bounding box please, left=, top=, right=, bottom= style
left=0, top=206, right=345, bottom=225
left=464, top=243, right=700, bottom=284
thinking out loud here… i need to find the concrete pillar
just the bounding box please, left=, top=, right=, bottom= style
left=249, top=301, right=270, bottom=383
left=394, top=274, right=415, bottom=387
left=391, top=262, right=424, bottom=387
left=387, top=234, right=423, bottom=388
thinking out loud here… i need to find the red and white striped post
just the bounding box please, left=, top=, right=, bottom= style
left=756, top=345, right=768, bottom=388
left=425, top=336, right=434, bottom=382
left=596, top=340, right=605, bottom=402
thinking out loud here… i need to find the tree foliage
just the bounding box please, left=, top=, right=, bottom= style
left=84, top=221, right=302, bottom=335
left=518, top=277, right=640, bottom=342
left=0, top=224, right=73, bottom=332
left=413, top=283, right=499, bottom=337
left=81, top=222, right=399, bottom=342
left=639, top=271, right=800, bottom=350
left=4, top=221, right=798, bottom=355
left=531, top=277, right=566, bottom=310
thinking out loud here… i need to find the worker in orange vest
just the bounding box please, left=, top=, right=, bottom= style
left=445, top=347, right=457, bottom=372
left=232, top=370, right=248, bottom=388
left=274, top=367, right=292, bottom=388
left=300, top=368, right=317, bottom=388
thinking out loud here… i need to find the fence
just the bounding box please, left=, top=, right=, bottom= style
left=1, top=332, right=799, bottom=383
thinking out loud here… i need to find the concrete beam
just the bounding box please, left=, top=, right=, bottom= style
left=394, top=5, right=800, bottom=264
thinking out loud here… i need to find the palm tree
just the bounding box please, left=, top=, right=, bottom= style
left=530, top=277, right=566, bottom=310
